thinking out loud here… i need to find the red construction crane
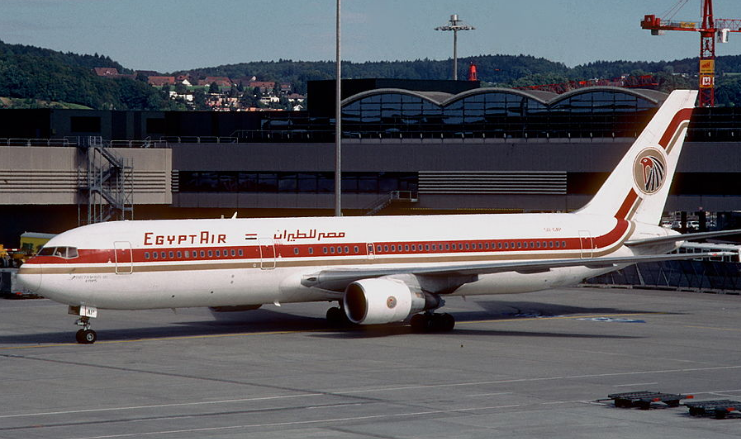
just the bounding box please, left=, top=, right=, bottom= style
left=641, top=0, right=741, bottom=106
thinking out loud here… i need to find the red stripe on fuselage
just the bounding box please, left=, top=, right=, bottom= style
left=27, top=220, right=631, bottom=266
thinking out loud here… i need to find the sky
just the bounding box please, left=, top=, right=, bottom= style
left=1, top=0, right=741, bottom=73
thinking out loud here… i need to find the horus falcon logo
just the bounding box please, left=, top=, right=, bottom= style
left=633, top=148, right=667, bottom=194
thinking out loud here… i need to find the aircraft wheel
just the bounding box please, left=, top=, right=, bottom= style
left=410, top=314, right=428, bottom=332
left=440, top=313, right=455, bottom=332
left=77, top=329, right=97, bottom=344
left=326, top=307, right=348, bottom=326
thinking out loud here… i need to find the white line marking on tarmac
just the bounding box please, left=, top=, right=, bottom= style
left=74, top=405, right=525, bottom=439
left=614, top=382, right=659, bottom=387
left=0, top=394, right=327, bottom=419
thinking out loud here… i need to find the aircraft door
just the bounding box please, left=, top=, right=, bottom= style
left=367, top=243, right=375, bottom=260
left=578, top=230, right=594, bottom=259
left=114, top=241, right=133, bottom=275
left=259, top=238, right=276, bottom=270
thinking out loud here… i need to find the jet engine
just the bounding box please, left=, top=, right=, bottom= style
left=342, top=277, right=440, bottom=325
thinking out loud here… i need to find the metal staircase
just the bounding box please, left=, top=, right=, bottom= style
left=78, top=136, right=134, bottom=225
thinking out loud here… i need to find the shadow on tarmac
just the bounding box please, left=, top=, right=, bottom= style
left=1, top=300, right=666, bottom=345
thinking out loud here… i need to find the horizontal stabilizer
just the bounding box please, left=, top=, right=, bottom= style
left=625, top=229, right=741, bottom=247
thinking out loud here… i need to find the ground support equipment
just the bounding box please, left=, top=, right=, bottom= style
left=607, top=391, right=691, bottom=410
left=685, top=400, right=741, bottom=419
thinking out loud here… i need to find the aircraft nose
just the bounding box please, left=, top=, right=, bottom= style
left=16, top=264, right=41, bottom=293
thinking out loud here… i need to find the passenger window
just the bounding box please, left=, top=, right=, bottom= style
left=231, top=249, right=236, bottom=256
left=153, top=252, right=158, bottom=259
left=384, top=245, right=389, bottom=252
left=445, top=244, right=450, bottom=250
left=425, top=244, right=430, bottom=251
left=145, top=252, right=150, bottom=260
left=177, top=251, right=182, bottom=258
left=354, top=246, right=359, bottom=253
left=184, top=251, right=189, bottom=258
left=293, top=248, right=299, bottom=255
left=330, top=247, right=335, bottom=254
left=215, top=250, right=221, bottom=257
left=161, top=252, right=166, bottom=259
left=562, top=241, right=567, bottom=248
left=208, top=250, right=213, bottom=257
left=309, top=248, right=314, bottom=255
left=344, top=246, right=350, bottom=253
left=238, top=249, right=244, bottom=256
left=169, top=251, right=174, bottom=258
left=405, top=245, right=410, bottom=251
left=200, top=250, right=205, bottom=257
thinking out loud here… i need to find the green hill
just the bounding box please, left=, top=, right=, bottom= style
left=3, top=39, right=741, bottom=108
left=0, top=40, right=173, bottom=110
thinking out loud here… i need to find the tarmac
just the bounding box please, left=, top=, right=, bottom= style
left=2, top=286, right=741, bottom=438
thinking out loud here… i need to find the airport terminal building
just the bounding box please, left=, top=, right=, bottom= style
left=1, top=79, right=740, bottom=244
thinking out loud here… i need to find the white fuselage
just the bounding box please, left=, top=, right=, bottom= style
left=18, top=212, right=670, bottom=311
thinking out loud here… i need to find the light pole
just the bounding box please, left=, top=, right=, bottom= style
left=334, top=0, right=342, bottom=216
left=435, top=14, right=475, bottom=80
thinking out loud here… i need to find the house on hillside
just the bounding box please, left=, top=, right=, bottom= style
left=249, top=81, right=275, bottom=94
left=93, top=67, right=119, bottom=77
left=199, top=77, right=233, bottom=88
left=148, top=76, right=176, bottom=87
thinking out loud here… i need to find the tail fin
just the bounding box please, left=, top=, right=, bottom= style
left=577, top=90, right=698, bottom=225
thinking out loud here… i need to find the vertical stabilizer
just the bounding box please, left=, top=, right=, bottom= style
left=577, top=90, right=698, bottom=225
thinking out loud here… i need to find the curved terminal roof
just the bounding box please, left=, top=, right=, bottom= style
left=342, top=86, right=668, bottom=108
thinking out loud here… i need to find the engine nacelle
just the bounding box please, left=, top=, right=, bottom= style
left=343, top=278, right=439, bottom=325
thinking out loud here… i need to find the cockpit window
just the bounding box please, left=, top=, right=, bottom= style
left=37, top=246, right=79, bottom=259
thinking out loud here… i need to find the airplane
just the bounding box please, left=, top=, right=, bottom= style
left=16, top=89, right=739, bottom=344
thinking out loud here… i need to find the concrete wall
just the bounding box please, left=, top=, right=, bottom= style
left=0, top=146, right=172, bottom=205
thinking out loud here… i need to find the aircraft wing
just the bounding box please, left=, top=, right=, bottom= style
left=301, top=251, right=730, bottom=293
left=625, top=229, right=741, bottom=247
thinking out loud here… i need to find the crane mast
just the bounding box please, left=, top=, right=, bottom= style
left=641, top=0, right=741, bottom=107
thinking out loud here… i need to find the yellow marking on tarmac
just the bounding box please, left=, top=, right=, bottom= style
left=0, top=312, right=662, bottom=351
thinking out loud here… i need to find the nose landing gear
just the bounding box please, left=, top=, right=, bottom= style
left=75, top=317, right=97, bottom=344
left=69, top=305, right=98, bottom=344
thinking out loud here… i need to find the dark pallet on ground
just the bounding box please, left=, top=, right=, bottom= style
left=685, top=400, right=741, bottom=419
left=608, top=391, right=691, bottom=410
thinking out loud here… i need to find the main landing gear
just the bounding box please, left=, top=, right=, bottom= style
left=325, top=305, right=455, bottom=332
left=69, top=305, right=98, bottom=344
left=326, top=306, right=351, bottom=326
left=410, top=312, right=455, bottom=333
